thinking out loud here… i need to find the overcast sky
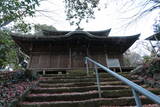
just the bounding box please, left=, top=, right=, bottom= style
left=25, top=0, right=159, bottom=55
left=25, top=0, right=159, bottom=39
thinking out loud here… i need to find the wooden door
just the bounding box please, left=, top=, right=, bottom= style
left=89, top=48, right=106, bottom=67
left=71, top=47, right=87, bottom=68
left=50, top=48, right=69, bottom=69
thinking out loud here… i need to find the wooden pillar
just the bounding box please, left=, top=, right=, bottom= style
left=149, top=40, right=157, bottom=57
left=104, top=45, right=108, bottom=67
left=86, top=43, right=90, bottom=68
left=105, top=53, right=108, bottom=67
left=27, top=43, right=33, bottom=69
left=86, top=47, right=89, bottom=56
left=87, top=43, right=90, bottom=56
left=43, top=69, right=45, bottom=75
left=69, top=48, right=72, bottom=68
left=29, top=42, right=33, bottom=51
left=153, top=35, right=160, bottom=54
left=27, top=55, right=31, bottom=69
left=49, top=43, right=52, bottom=68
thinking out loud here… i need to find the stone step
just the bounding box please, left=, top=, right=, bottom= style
left=31, top=85, right=150, bottom=94
left=100, top=104, right=160, bottom=107
left=42, top=73, right=131, bottom=78
left=24, top=90, right=99, bottom=102
left=39, top=77, right=138, bottom=84
left=42, top=72, right=130, bottom=78
left=100, top=80, right=143, bottom=85
left=39, top=77, right=136, bottom=83
left=19, top=96, right=156, bottom=107
left=38, top=80, right=143, bottom=86
left=30, top=85, right=130, bottom=94
left=24, top=89, right=160, bottom=102
left=40, top=76, right=135, bottom=81
left=18, top=71, right=160, bottom=107
left=38, top=82, right=95, bottom=87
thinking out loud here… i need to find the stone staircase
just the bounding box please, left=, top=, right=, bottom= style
left=18, top=71, right=160, bottom=107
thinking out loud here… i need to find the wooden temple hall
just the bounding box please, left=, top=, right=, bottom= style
left=11, top=29, right=140, bottom=73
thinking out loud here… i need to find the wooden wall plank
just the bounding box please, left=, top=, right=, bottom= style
left=30, top=55, right=40, bottom=68
left=50, top=47, right=69, bottom=68
left=29, top=42, right=124, bottom=69
left=39, top=54, right=50, bottom=68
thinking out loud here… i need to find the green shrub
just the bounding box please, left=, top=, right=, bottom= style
left=148, top=58, right=160, bottom=74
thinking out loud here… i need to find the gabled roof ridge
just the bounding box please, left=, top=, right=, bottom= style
left=42, top=28, right=111, bottom=37
left=64, top=29, right=111, bottom=38
left=42, top=29, right=111, bottom=33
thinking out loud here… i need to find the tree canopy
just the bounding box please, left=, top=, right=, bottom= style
left=64, top=0, right=100, bottom=30
left=0, top=0, right=39, bottom=29
left=0, top=31, right=17, bottom=68
left=0, top=0, right=41, bottom=68
left=34, top=24, right=57, bottom=32
left=153, top=18, right=160, bottom=33
left=34, top=24, right=57, bottom=35
left=63, top=0, right=160, bottom=30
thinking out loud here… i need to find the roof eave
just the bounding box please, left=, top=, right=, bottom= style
left=145, top=32, right=160, bottom=41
